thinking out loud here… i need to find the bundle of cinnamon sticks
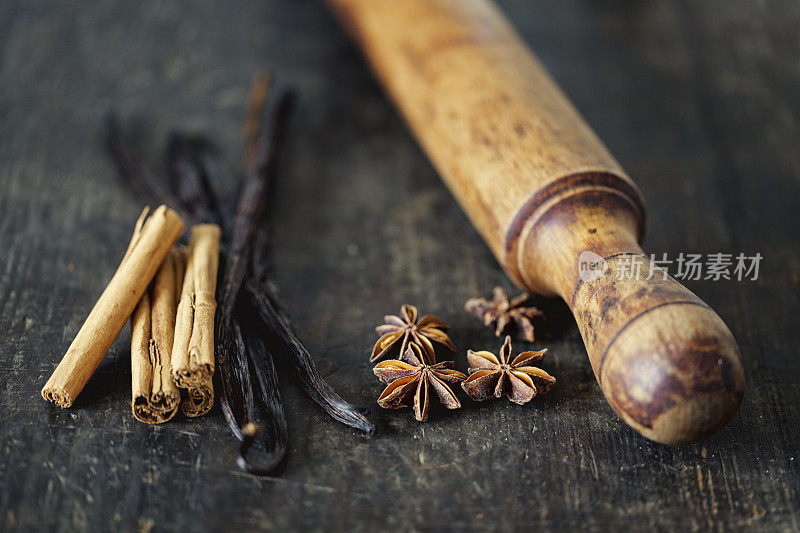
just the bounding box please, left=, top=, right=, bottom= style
left=41, top=206, right=222, bottom=424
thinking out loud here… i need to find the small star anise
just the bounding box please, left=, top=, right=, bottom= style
left=371, top=304, right=455, bottom=362
left=465, top=287, right=544, bottom=342
left=373, top=343, right=466, bottom=421
left=461, top=336, right=555, bottom=405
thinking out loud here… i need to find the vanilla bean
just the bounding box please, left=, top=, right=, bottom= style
left=244, top=72, right=273, bottom=170
left=219, top=85, right=374, bottom=435
left=191, top=138, right=239, bottom=234
left=245, top=278, right=376, bottom=434
left=105, top=114, right=189, bottom=221
left=210, top=92, right=295, bottom=473
left=167, top=133, right=217, bottom=225
left=217, top=313, right=286, bottom=474
left=216, top=91, right=294, bottom=344
left=238, top=298, right=288, bottom=474
left=247, top=343, right=288, bottom=470
left=238, top=88, right=374, bottom=434
left=216, top=294, right=285, bottom=471
left=217, top=314, right=255, bottom=441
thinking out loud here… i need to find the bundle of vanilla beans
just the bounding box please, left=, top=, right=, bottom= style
left=41, top=75, right=374, bottom=475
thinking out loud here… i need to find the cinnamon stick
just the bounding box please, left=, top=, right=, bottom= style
left=173, top=246, right=187, bottom=303
left=181, top=378, right=214, bottom=417
left=131, top=249, right=182, bottom=423
left=41, top=205, right=184, bottom=407
left=172, top=224, right=221, bottom=388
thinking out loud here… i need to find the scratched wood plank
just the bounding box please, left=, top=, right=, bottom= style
left=0, top=0, right=798, bottom=531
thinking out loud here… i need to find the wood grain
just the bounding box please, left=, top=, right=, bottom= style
left=0, top=0, right=797, bottom=531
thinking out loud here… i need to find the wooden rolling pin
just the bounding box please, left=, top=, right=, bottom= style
left=327, top=0, right=745, bottom=444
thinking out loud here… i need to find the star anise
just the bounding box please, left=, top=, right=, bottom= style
left=371, top=304, right=456, bottom=362
left=464, top=287, right=544, bottom=342
left=373, top=343, right=466, bottom=421
left=461, top=336, right=555, bottom=405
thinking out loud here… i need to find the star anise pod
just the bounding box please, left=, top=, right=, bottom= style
left=461, top=336, right=555, bottom=405
left=373, top=343, right=466, bottom=421
left=464, top=287, right=544, bottom=342
left=371, top=304, right=456, bottom=363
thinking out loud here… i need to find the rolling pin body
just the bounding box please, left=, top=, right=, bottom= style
left=328, top=0, right=744, bottom=444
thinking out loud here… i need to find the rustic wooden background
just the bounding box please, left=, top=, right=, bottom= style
left=1, top=0, right=798, bottom=531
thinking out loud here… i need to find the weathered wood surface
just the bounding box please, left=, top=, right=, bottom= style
left=0, top=0, right=798, bottom=531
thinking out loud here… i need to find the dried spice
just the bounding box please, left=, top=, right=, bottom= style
left=107, top=97, right=295, bottom=473
left=373, top=344, right=466, bottom=421
left=106, top=116, right=187, bottom=220
left=465, top=287, right=544, bottom=342
left=243, top=72, right=272, bottom=166
left=180, top=379, right=214, bottom=417
left=245, top=277, right=375, bottom=434
left=41, top=205, right=183, bottom=408
left=106, top=75, right=374, bottom=474
left=172, top=224, right=221, bottom=389
left=217, top=87, right=374, bottom=438
left=130, top=249, right=182, bottom=424
left=372, top=304, right=455, bottom=362
left=238, top=309, right=287, bottom=473
left=461, top=336, right=555, bottom=405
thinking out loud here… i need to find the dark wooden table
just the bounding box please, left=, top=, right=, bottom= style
left=1, top=0, right=798, bottom=531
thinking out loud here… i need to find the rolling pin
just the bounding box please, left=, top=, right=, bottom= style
left=326, top=0, right=745, bottom=444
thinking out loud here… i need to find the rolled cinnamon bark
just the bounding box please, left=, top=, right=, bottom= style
left=41, top=206, right=184, bottom=408
left=172, top=224, right=221, bottom=388
left=131, top=249, right=181, bottom=423
left=181, top=379, right=214, bottom=417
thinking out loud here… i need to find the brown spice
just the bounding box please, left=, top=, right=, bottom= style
left=41, top=206, right=184, bottom=408
left=181, top=378, right=214, bottom=417
left=461, top=336, right=555, bottom=405
left=465, top=287, right=544, bottom=342
left=373, top=343, right=466, bottom=421
left=371, top=304, right=455, bottom=362
left=172, top=224, right=221, bottom=389
left=131, top=249, right=182, bottom=424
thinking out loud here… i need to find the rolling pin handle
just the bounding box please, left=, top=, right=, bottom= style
left=514, top=187, right=745, bottom=444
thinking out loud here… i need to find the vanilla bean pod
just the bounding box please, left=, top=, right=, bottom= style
left=215, top=91, right=294, bottom=342
left=208, top=86, right=374, bottom=434
left=238, top=86, right=375, bottom=434
left=191, top=139, right=239, bottom=232
left=105, top=114, right=189, bottom=221
left=244, top=278, right=375, bottom=433
left=166, top=133, right=218, bottom=226
left=216, top=302, right=287, bottom=475
left=217, top=315, right=255, bottom=440
left=238, top=298, right=288, bottom=474
left=243, top=189, right=373, bottom=431
left=210, top=92, right=296, bottom=472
